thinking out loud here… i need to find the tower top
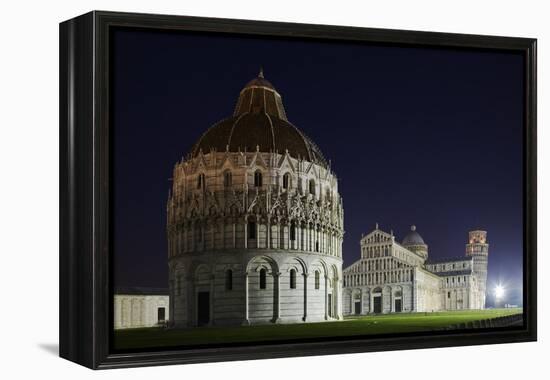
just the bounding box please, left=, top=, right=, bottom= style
left=468, top=230, right=488, bottom=245
left=411, top=225, right=416, bottom=231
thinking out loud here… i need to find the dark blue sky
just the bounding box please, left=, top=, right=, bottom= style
left=113, top=29, right=524, bottom=306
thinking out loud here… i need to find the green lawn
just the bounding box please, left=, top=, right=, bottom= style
left=114, top=308, right=522, bottom=350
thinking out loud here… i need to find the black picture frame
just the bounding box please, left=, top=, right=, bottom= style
left=59, top=10, right=537, bottom=370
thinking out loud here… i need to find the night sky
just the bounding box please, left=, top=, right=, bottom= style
left=113, top=28, right=524, bottom=306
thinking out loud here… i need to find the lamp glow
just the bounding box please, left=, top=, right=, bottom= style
left=495, top=285, right=505, bottom=299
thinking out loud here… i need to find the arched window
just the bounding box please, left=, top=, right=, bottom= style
left=290, top=269, right=296, bottom=289
left=225, top=269, right=233, bottom=290
left=259, top=268, right=267, bottom=289
left=254, top=170, right=263, bottom=187
left=197, top=173, right=205, bottom=189
left=223, top=170, right=232, bottom=188
left=290, top=222, right=296, bottom=241
left=282, top=172, right=290, bottom=189
left=248, top=221, right=256, bottom=239
left=315, top=271, right=320, bottom=290
left=309, top=179, right=315, bottom=195
left=315, top=241, right=319, bottom=252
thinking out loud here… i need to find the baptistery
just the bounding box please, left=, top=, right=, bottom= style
left=167, top=70, right=344, bottom=327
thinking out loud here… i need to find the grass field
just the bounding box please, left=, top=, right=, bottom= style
left=114, top=308, right=522, bottom=350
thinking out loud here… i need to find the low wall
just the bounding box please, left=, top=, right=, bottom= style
left=445, top=313, right=523, bottom=330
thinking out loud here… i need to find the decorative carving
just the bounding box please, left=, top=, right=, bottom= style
left=168, top=152, right=344, bottom=256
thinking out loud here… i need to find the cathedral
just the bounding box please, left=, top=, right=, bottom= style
left=342, top=225, right=489, bottom=315
left=166, top=70, right=345, bottom=327
left=164, top=70, right=489, bottom=329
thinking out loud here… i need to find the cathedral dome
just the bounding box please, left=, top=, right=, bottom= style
left=402, top=225, right=426, bottom=246
left=190, top=69, right=328, bottom=168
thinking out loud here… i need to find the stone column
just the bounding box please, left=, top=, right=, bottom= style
left=286, top=224, right=290, bottom=250
left=256, top=219, right=259, bottom=249
left=267, top=218, right=271, bottom=249
left=317, top=228, right=320, bottom=252
left=390, top=287, right=393, bottom=313
left=335, top=277, right=341, bottom=318
left=244, top=218, right=248, bottom=249
left=299, top=224, right=302, bottom=251
left=324, top=275, right=329, bottom=320
left=412, top=269, right=417, bottom=312
left=303, top=273, right=309, bottom=322
left=273, top=272, right=281, bottom=323
left=304, top=224, right=307, bottom=251
left=370, top=293, right=374, bottom=313
left=243, top=271, right=250, bottom=325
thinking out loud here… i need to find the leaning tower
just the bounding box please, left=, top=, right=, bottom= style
left=465, top=230, right=489, bottom=308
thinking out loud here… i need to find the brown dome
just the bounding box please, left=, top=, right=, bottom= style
left=190, top=70, right=328, bottom=168
left=242, top=69, right=276, bottom=91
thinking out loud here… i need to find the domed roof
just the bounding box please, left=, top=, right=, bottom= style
left=242, top=69, right=276, bottom=90
left=190, top=69, right=328, bottom=167
left=402, top=225, right=426, bottom=246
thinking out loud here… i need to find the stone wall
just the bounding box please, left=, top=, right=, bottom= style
left=169, top=250, right=342, bottom=327
left=413, top=268, right=443, bottom=312
left=342, top=283, right=414, bottom=315
left=168, top=150, right=344, bottom=327
left=114, top=295, right=169, bottom=330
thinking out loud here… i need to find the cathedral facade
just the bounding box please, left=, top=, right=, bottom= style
left=342, top=226, right=488, bottom=315
left=167, top=71, right=344, bottom=327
